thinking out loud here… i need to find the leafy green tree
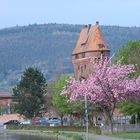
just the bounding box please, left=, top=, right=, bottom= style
left=118, top=40, right=140, bottom=77
left=120, top=101, right=140, bottom=124
left=52, top=75, right=73, bottom=125
left=13, top=67, right=47, bottom=119
left=53, top=75, right=95, bottom=126
left=118, top=40, right=140, bottom=122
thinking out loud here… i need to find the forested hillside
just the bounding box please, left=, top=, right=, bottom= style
left=0, top=23, right=140, bottom=91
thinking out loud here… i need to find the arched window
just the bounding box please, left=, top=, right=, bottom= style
left=98, top=44, right=105, bottom=49
left=82, top=53, right=85, bottom=58
left=81, top=66, right=83, bottom=73
left=95, top=58, right=97, bottom=62
left=84, top=65, right=86, bottom=69
left=78, top=65, right=80, bottom=70
left=75, top=54, right=79, bottom=59
left=101, top=51, right=105, bottom=58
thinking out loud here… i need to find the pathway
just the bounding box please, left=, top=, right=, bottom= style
left=87, top=133, right=132, bottom=140
left=89, top=134, right=130, bottom=140
left=66, top=132, right=131, bottom=140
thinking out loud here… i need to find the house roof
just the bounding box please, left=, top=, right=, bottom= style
left=0, top=92, right=12, bottom=98
left=72, top=22, right=110, bottom=55
left=0, top=114, right=24, bottom=123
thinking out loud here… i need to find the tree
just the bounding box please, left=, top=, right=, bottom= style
left=118, top=40, right=140, bottom=77
left=62, top=59, right=140, bottom=133
left=13, top=67, right=47, bottom=119
left=117, top=40, right=140, bottom=123
left=120, top=100, right=140, bottom=124
left=53, top=75, right=87, bottom=126
left=52, top=75, right=73, bottom=125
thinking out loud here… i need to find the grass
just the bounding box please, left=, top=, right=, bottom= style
left=7, top=125, right=101, bottom=134
left=112, top=132, right=140, bottom=140
left=6, top=125, right=98, bottom=140
left=59, top=131, right=95, bottom=140
left=59, top=132, right=83, bottom=140
left=6, top=129, right=85, bottom=140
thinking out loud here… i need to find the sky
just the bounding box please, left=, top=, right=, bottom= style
left=0, top=0, right=140, bottom=29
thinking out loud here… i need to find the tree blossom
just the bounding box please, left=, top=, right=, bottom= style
left=62, top=58, right=140, bottom=133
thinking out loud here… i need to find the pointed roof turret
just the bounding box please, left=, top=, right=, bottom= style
left=72, top=22, right=110, bottom=55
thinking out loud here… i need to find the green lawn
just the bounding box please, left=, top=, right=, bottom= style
left=112, top=132, right=140, bottom=140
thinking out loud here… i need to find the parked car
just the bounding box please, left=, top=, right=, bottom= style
left=20, top=120, right=31, bottom=125
left=3, top=120, right=20, bottom=125
left=32, top=117, right=48, bottom=125
left=39, top=118, right=49, bottom=125
left=32, top=117, right=41, bottom=125
left=0, top=123, right=4, bottom=129
left=48, top=117, right=61, bottom=126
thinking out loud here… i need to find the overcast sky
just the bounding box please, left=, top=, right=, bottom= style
left=0, top=0, right=140, bottom=29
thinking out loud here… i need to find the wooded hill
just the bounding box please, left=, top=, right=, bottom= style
left=0, top=23, right=140, bottom=91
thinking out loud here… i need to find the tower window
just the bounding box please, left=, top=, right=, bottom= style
left=82, top=53, right=85, bottom=58
left=95, top=58, right=97, bottom=62
left=84, top=65, right=86, bottom=69
left=78, top=65, right=80, bottom=70
left=75, top=54, right=79, bottom=59
left=81, top=43, right=86, bottom=47
left=101, top=51, right=104, bottom=58
left=81, top=66, right=83, bottom=73
left=98, top=44, right=105, bottom=49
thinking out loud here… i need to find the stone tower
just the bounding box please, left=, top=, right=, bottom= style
left=72, top=22, right=110, bottom=80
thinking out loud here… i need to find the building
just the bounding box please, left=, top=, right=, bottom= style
left=72, top=22, right=110, bottom=80
left=0, top=92, right=13, bottom=114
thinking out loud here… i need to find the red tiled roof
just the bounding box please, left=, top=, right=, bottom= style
left=0, top=114, right=24, bottom=123
left=0, top=92, right=12, bottom=98
left=72, top=22, right=110, bottom=55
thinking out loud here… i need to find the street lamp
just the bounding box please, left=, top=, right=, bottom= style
left=80, top=76, right=88, bottom=140
left=84, top=93, right=88, bottom=140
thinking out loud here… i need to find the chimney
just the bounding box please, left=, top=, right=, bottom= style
left=96, top=21, right=99, bottom=25
left=84, top=25, right=88, bottom=28
left=88, top=24, right=91, bottom=32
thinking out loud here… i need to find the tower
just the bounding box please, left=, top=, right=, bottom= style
left=72, top=22, right=110, bottom=80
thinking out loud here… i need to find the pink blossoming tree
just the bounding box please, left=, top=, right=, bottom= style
left=62, top=58, right=140, bottom=133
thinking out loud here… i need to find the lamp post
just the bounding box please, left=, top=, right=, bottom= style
left=80, top=76, right=88, bottom=140
left=84, top=93, right=88, bottom=140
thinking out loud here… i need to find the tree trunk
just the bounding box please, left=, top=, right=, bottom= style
left=104, top=111, right=114, bottom=134
left=89, top=115, right=94, bottom=127
left=137, top=113, right=140, bottom=123
left=70, top=114, right=74, bottom=126
left=60, top=115, right=64, bottom=126
left=108, top=117, right=113, bottom=134
left=80, top=115, right=83, bottom=126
